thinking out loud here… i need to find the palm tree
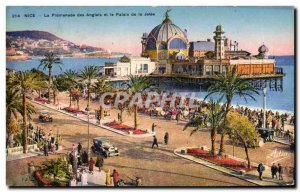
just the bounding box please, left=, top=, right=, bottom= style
left=39, top=52, right=63, bottom=103
left=123, top=75, right=153, bottom=129
left=10, top=71, right=40, bottom=153
left=6, top=88, right=35, bottom=147
left=70, top=88, right=81, bottom=109
left=79, top=66, right=100, bottom=110
left=30, top=68, right=48, bottom=98
left=64, top=70, right=78, bottom=107
left=205, top=66, right=258, bottom=154
left=92, top=76, right=112, bottom=120
left=184, top=99, right=225, bottom=155
left=51, top=77, right=59, bottom=105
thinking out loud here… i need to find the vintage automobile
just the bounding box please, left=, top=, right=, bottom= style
left=91, top=137, right=119, bottom=158
left=39, top=110, right=53, bottom=122
left=256, top=127, right=274, bottom=142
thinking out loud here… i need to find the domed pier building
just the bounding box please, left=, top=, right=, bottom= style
left=141, top=10, right=283, bottom=87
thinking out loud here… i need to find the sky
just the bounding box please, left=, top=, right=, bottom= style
left=6, top=6, right=294, bottom=56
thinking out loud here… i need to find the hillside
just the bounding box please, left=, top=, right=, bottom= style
left=7, top=30, right=63, bottom=41
left=6, top=30, right=115, bottom=57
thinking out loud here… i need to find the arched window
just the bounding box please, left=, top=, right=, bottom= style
left=169, top=38, right=187, bottom=49
left=146, top=38, right=156, bottom=50
left=158, top=43, right=167, bottom=50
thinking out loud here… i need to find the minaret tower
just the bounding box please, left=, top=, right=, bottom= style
left=141, top=32, right=148, bottom=57
left=213, top=25, right=225, bottom=60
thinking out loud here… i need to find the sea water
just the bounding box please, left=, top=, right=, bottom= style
left=7, top=56, right=295, bottom=113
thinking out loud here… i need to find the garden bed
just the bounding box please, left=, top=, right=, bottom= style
left=186, top=148, right=256, bottom=172
left=104, top=121, right=147, bottom=135
left=34, top=170, right=68, bottom=187
left=63, top=107, right=84, bottom=114
left=34, top=97, right=50, bottom=104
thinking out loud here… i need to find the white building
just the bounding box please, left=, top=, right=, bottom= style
left=104, top=56, right=156, bottom=77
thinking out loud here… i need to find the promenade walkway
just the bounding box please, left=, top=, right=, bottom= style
left=174, top=147, right=293, bottom=186
left=31, top=100, right=155, bottom=138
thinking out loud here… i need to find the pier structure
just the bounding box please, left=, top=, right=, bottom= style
left=138, top=10, right=284, bottom=91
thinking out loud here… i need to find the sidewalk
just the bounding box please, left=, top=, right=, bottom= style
left=273, top=137, right=291, bottom=145
left=31, top=100, right=155, bottom=138
left=7, top=146, right=64, bottom=161
left=174, top=147, right=292, bottom=186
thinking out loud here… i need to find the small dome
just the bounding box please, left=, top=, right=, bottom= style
left=258, top=44, right=269, bottom=53
left=120, top=55, right=130, bottom=63
left=215, top=25, right=224, bottom=33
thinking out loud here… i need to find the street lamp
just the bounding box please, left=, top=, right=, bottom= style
left=85, top=106, right=90, bottom=157
left=262, top=88, right=267, bottom=128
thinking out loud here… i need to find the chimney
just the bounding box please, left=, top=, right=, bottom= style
left=207, top=39, right=211, bottom=42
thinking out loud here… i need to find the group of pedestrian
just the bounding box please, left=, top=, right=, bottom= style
left=68, top=142, right=124, bottom=186
left=257, top=163, right=284, bottom=181
left=106, top=169, right=120, bottom=186
left=271, top=163, right=284, bottom=180
left=152, top=132, right=169, bottom=148
left=43, top=130, right=58, bottom=156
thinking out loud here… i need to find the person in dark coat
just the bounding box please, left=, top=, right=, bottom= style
left=82, top=151, right=88, bottom=164
left=117, top=113, right=121, bottom=122
left=257, top=163, right=265, bottom=180
left=77, top=142, right=82, bottom=154
left=152, top=136, right=158, bottom=148
left=96, top=156, right=104, bottom=171
left=43, top=142, right=49, bottom=156
left=69, top=153, right=74, bottom=165
left=151, top=123, right=156, bottom=132
left=278, top=163, right=283, bottom=180
left=164, top=132, right=169, bottom=145
left=77, top=156, right=83, bottom=166
left=271, top=163, right=278, bottom=179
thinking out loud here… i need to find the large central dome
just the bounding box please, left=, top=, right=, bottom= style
left=148, top=18, right=187, bottom=42
left=141, top=10, right=189, bottom=62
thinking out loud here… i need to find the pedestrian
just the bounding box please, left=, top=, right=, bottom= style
left=82, top=151, right=88, bottom=164
left=281, top=117, right=285, bottom=131
left=271, top=163, right=278, bottom=179
left=152, top=136, right=158, bottom=148
left=257, top=163, right=265, bottom=180
left=176, top=112, right=180, bottom=124
left=117, top=112, right=121, bottom=122
left=69, top=153, right=74, bottom=165
left=164, top=132, right=169, bottom=145
left=77, top=156, right=83, bottom=166
left=151, top=123, right=156, bottom=132
left=111, top=169, right=119, bottom=187
left=50, top=142, right=55, bottom=153
left=77, top=142, right=82, bottom=154
left=106, top=169, right=111, bottom=186
left=89, top=157, right=95, bottom=174
left=96, top=156, right=104, bottom=172
left=278, top=163, right=283, bottom=180
left=43, top=142, right=48, bottom=156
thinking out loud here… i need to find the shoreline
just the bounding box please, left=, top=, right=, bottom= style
left=193, top=96, right=294, bottom=115
left=6, top=55, right=123, bottom=62
left=162, top=91, right=294, bottom=115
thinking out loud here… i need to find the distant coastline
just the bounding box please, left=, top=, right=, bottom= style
left=7, top=54, right=293, bottom=62
left=6, top=54, right=124, bottom=61
left=6, top=55, right=32, bottom=61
